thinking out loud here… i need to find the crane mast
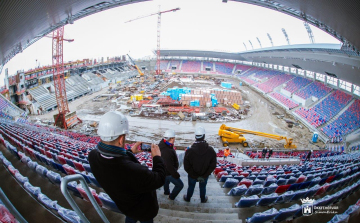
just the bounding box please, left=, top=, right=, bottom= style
left=125, top=7, right=180, bottom=75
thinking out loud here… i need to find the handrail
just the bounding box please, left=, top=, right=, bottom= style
left=0, top=188, right=28, bottom=223
left=60, top=174, right=110, bottom=223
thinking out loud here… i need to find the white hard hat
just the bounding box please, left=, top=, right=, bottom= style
left=195, top=126, right=205, bottom=138
left=164, top=129, right=175, bottom=138
left=97, top=111, right=129, bottom=141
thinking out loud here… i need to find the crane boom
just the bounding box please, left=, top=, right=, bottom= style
left=127, top=54, right=144, bottom=76
left=218, top=124, right=296, bottom=149
left=125, top=7, right=180, bottom=75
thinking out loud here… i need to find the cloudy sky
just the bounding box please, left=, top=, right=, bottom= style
left=1, top=0, right=340, bottom=85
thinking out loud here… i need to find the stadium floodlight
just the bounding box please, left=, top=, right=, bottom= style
left=248, top=40, right=254, bottom=49
left=281, top=28, right=290, bottom=45
left=267, top=33, right=274, bottom=47
left=243, top=42, right=248, bottom=51
left=256, top=37, right=262, bottom=48
left=304, top=22, right=315, bottom=43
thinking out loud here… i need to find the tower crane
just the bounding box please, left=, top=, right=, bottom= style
left=52, top=26, right=81, bottom=129
left=125, top=7, right=180, bottom=75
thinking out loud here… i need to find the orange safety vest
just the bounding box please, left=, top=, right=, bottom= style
left=224, top=149, right=230, bottom=157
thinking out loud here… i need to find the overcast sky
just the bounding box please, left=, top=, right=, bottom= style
left=1, top=0, right=341, bottom=85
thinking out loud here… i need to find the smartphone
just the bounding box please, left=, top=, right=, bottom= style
left=141, top=143, right=152, bottom=152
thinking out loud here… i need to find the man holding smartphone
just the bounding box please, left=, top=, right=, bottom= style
left=88, top=111, right=166, bottom=223
left=158, top=130, right=183, bottom=200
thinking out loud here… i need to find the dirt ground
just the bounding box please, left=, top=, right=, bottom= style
left=29, top=75, right=324, bottom=150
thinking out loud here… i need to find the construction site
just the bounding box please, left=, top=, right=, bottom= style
left=31, top=66, right=322, bottom=151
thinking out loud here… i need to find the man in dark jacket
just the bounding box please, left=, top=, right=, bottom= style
left=183, top=126, right=217, bottom=203
left=158, top=129, right=183, bottom=200
left=88, top=111, right=166, bottom=223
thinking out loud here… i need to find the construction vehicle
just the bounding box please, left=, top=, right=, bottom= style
left=127, top=54, right=144, bottom=76
left=218, top=124, right=297, bottom=149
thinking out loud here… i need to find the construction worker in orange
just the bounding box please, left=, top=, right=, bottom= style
left=224, top=147, right=231, bottom=160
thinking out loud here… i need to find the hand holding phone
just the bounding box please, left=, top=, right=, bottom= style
left=141, top=143, right=152, bottom=152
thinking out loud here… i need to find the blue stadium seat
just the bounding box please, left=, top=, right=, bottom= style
left=223, top=178, right=239, bottom=188
left=253, top=179, right=264, bottom=185
left=273, top=204, right=301, bottom=222
left=245, top=185, right=264, bottom=196
left=261, top=183, right=278, bottom=195
left=236, top=195, right=260, bottom=208
left=309, top=177, right=322, bottom=187
left=57, top=207, right=82, bottom=223
left=287, top=183, right=301, bottom=191
left=304, top=185, right=320, bottom=198
left=257, top=193, right=278, bottom=206
left=27, top=161, right=38, bottom=171
left=46, top=170, right=62, bottom=186
left=24, top=182, right=41, bottom=197
left=35, top=165, right=48, bottom=179
left=328, top=213, right=350, bottom=223
left=14, top=172, right=29, bottom=185
left=275, top=191, right=295, bottom=204
left=220, top=175, right=233, bottom=182
left=298, top=181, right=311, bottom=190
left=98, top=192, right=121, bottom=213
left=228, top=185, right=248, bottom=196
left=290, top=189, right=307, bottom=202
left=37, top=193, right=59, bottom=212
left=286, top=176, right=297, bottom=184
left=276, top=178, right=287, bottom=186
left=345, top=204, right=360, bottom=219
left=247, top=208, right=279, bottom=223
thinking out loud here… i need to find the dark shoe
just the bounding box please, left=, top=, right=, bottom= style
left=201, top=196, right=208, bottom=203
left=164, top=191, right=170, bottom=195
left=168, top=194, right=175, bottom=200
left=183, top=195, right=190, bottom=202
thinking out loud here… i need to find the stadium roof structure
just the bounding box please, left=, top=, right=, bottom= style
left=161, top=43, right=360, bottom=86
left=0, top=0, right=360, bottom=74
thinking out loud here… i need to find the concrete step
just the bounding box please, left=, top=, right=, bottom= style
left=157, top=196, right=233, bottom=208
left=159, top=203, right=237, bottom=213
left=155, top=215, right=242, bottom=223
left=157, top=209, right=239, bottom=221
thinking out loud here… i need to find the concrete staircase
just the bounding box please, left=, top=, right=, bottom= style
left=154, top=168, right=242, bottom=222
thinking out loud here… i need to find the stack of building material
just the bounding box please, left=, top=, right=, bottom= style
left=156, top=97, right=181, bottom=106
left=210, top=89, right=242, bottom=106
left=221, top=82, right=232, bottom=89
left=166, top=87, right=191, bottom=100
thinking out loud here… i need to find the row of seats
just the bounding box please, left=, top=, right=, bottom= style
left=154, top=60, right=169, bottom=70
left=1, top=136, right=124, bottom=219
left=169, top=60, right=181, bottom=71
left=327, top=199, right=360, bottom=223
left=283, top=76, right=312, bottom=94
left=254, top=74, right=294, bottom=93
left=294, top=81, right=332, bottom=100
left=181, top=60, right=201, bottom=72
left=269, top=92, right=299, bottom=109
left=295, top=90, right=353, bottom=127
left=214, top=62, right=234, bottom=75
left=322, top=99, right=360, bottom=137
left=246, top=150, right=337, bottom=160
left=202, top=62, right=213, bottom=71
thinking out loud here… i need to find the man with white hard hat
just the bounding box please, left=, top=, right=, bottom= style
left=158, top=129, right=183, bottom=200
left=88, top=111, right=166, bottom=223
left=183, top=126, right=217, bottom=203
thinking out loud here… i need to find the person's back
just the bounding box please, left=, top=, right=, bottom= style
left=183, top=126, right=217, bottom=203
left=88, top=111, right=166, bottom=223
left=185, top=140, right=216, bottom=179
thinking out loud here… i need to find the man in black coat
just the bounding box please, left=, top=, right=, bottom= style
left=158, top=130, right=183, bottom=200
left=88, top=111, right=166, bottom=223
left=183, top=126, right=217, bottom=203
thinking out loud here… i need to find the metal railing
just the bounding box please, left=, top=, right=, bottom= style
left=0, top=188, right=28, bottom=223
left=60, top=174, right=110, bottom=223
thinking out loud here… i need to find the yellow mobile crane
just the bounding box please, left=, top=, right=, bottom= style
left=127, top=54, right=144, bottom=76
left=218, top=124, right=297, bottom=149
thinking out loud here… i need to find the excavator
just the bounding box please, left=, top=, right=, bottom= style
left=127, top=54, right=144, bottom=76
left=218, top=124, right=297, bottom=149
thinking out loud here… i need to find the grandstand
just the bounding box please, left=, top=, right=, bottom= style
left=214, top=62, right=234, bottom=75
left=181, top=60, right=201, bottom=73
left=1, top=0, right=360, bottom=222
